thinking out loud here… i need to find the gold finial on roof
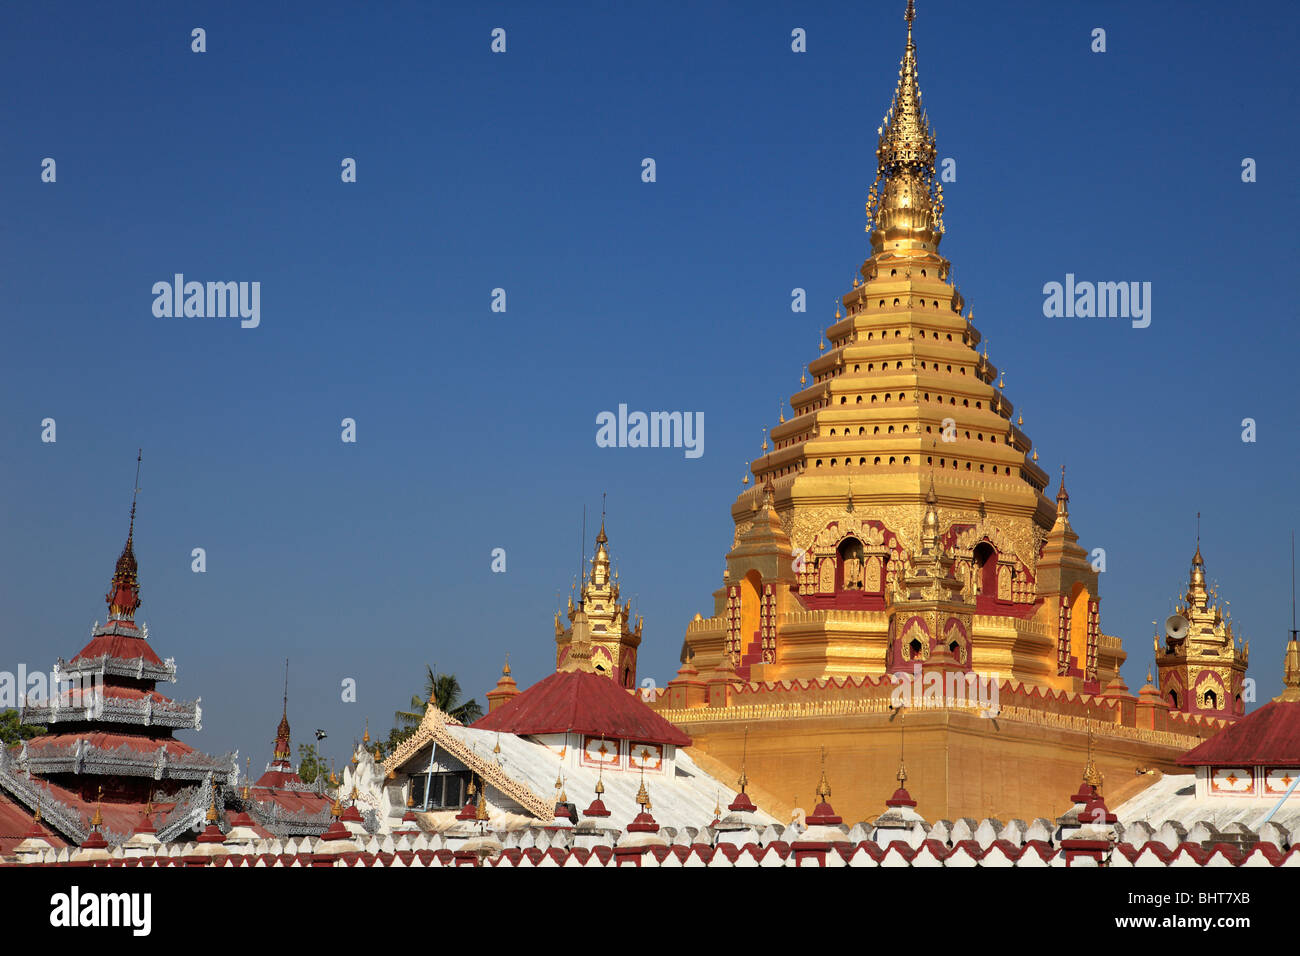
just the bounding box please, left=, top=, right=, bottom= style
left=897, top=708, right=908, bottom=785
left=206, top=789, right=218, bottom=824
left=737, top=726, right=750, bottom=794
left=475, top=782, right=488, bottom=821
left=90, top=786, right=104, bottom=828
left=815, top=746, right=831, bottom=802
left=330, top=796, right=342, bottom=818
left=636, top=766, right=652, bottom=812
left=363, top=717, right=370, bottom=745
left=867, top=0, right=942, bottom=242
left=1082, top=730, right=1102, bottom=790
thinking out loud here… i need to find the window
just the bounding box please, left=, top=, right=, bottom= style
left=417, top=771, right=471, bottom=811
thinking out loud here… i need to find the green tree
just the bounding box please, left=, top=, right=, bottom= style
left=297, top=743, right=331, bottom=787
left=390, top=665, right=483, bottom=744
left=0, top=709, right=45, bottom=747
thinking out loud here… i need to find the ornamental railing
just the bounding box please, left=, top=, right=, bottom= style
left=17, top=738, right=236, bottom=782
left=249, top=799, right=334, bottom=837
left=0, top=749, right=89, bottom=843
left=21, top=694, right=201, bottom=731
left=58, top=654, right=177, bottom=684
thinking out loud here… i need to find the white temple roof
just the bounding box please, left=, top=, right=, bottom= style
left=1114, top=773, right=1300, bottom=833
left=441, top=724, right=772, bottom=832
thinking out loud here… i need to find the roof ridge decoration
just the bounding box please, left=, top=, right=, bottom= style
left=382, top=706, right=553, bottom=821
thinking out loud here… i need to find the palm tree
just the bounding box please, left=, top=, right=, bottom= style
left=392, top=665, right=484, bottom=741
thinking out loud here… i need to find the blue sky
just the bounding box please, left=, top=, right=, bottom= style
left=1, top=0, right=1296, bottom=769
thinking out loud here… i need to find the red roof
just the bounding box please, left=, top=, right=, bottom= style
left=0, top=778, right=177, bottom=844
left=0, top=791, right=66, bottom=854
left=71, top=632, right=163, bottom=667
left=247, top=785, right=332, bottom=817
left=1178, top=700, right=1300, bottom=767
left=472, top=669, right=690, bottom=746
left=27, top=731, right=199, bottom=757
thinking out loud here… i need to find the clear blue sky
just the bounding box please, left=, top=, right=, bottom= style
left=2, top=0, right=1296, bottom=769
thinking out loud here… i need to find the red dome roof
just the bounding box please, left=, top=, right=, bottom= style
left=472, top=669, right=690, bottom=747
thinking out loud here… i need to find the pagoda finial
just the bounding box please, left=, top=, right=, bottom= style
left=273, top=659, right=292, bottom=765
left=737, top=726, right=750, bottom=794
left=897, top=708, right=908, bottom=786
left=363, top=717, right=370, bottom=745
left=596, top=493, right=608, bottom=545
left=636, top=765, right=652, bottom=812
left=1082, top=730, right=1101, bottom=790
left=815, top=746, right=831, bottom=803
left=866, top=0, right=943, bottom=247
left=105, top=451, right=144, bottom=621
left=90, top=786, right=104, bottom=828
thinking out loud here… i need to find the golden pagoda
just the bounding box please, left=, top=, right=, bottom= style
left=1155, top=542, right=1249, bottom=716
left=646, top=0, right=1241, bottom=824
left=555, top=515, right=643, bottom=689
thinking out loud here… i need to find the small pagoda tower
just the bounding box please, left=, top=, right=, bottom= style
left=555, top=514, right=642, bottom=688
left=0, top=460, right=235, bottom=844
left=1156, top=542, right=1249, bottom=718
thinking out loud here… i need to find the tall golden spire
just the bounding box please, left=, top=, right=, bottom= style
left=866, top=0, right=943, bottom=254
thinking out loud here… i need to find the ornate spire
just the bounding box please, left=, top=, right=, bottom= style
left=921, top=474, right=940, bottom=554
left=1055, top=465, right=1070, bottom=520
left=1277, top=634, right=1300, bottom=703
left=90, top=785, right=104, bottom=829
left=866, top=0, right=944, bottom=252
left=635, top=766, right=652, bottom=812
left=105, top=450, right=144, bottom=621
left=273, top=659, right=292, bottom=766
left=815, top=746, right=831, bottom=803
